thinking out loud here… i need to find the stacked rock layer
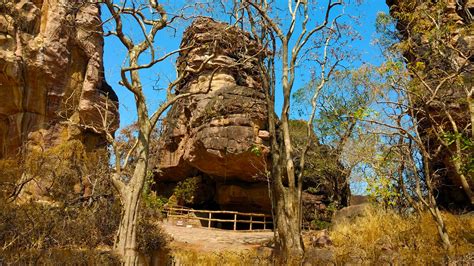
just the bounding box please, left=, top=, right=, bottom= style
left=154, top=17, right=271, bottom=213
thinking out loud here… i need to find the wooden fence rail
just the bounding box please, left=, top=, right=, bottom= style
left=163, top=206, right=273, bottom=231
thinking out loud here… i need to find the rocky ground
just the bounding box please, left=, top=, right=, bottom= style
left=160, top=222, right=274, bottom=252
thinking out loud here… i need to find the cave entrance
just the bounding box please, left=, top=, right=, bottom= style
left=163, top=205, right=273, bottom=231
left=155, top=174, right=273, bottom=230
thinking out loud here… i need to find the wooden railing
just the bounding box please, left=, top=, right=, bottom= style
left=163, top=205, right=273, bottom=231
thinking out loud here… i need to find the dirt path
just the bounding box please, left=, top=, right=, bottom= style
left=160, top=222, right=274, bottom=252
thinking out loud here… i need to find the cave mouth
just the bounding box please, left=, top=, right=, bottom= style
left=193, top=211, right=273, bottom=231
left=154, top=173, right=273, bottom=231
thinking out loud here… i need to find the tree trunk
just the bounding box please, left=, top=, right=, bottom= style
left=114, top=141, right=149, bottom=265
left=432, top=207, right=451, bottom=249
left=271, top=173, right=304, bottom=263
left=115, top=190, right=140, bottom=265
left=427, top=193, right=452, bottom=249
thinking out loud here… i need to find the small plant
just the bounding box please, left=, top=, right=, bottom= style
left=311, top=219, right=331, bottom=230
left=142, top=172, right=167, bottom=210
left=326, top=202, right=338, bottom=213
left=250, top=144, right=262, bottom=157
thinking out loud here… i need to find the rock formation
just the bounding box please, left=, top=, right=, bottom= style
left=387, top=0, right=473, bottom=209
left=154, top=18, right=351, bottom=218
left=154, top=17, right=270, bottom=213
left=0, top=0, right=119, bottom=159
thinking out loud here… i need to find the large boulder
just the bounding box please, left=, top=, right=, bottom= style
left=290, top=120, right=351, bottom=227
left=155, top=17, right=269, bottom=184
left=0, top=0, right=118, bottom=159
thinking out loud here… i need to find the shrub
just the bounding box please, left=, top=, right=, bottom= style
left=0, top=197, right=121, bottom=252
left=136, top=206, right=170, bottom=253
left=173, top=177, right=200, bottom=205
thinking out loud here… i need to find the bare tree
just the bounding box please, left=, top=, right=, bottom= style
left=99, top=1, right=218, bottom=263
left=240, top=0, right=344, bottom=261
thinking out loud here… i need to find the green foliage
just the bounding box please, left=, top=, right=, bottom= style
left=293, top=67, right=377, bottom=147
left=142, top=172, right=167, bottom=210
left=365, top=175, right=400, bottom=207
left=305, top=186, right=319, bottom=194
left=249, top=144, right=262, bottom=157
left=311, top=219, right=331, bottom=230
left=441, top=132, right=473, bottom=150
left=174, top=177, right=200, bottom=205
left=440, top=132, right=474, bottom=174
left=326, top=202, right=338, bottom=213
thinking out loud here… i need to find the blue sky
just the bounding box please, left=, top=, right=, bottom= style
left=102, top=0, right=390, bottom=129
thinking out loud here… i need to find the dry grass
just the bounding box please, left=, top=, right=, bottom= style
left=171, top=248, right=272, bottom=266
left=330, top=206, right=474, bottom=264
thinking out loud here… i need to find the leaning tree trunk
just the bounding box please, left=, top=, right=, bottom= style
left=115, top=139, right=149, bottom=265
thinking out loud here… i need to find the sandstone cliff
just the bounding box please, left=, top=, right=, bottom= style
left=0, top=0, right=119, bottom=159
left=387, top=0, right=473, bottom=209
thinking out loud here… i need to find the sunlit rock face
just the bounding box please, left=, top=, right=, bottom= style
left=153, top=17, right=270, bottom=213
left=387, top=0, right=473, bottom=209
left=0, top=0, right=118, bottom=158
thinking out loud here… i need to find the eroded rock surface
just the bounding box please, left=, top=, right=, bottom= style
left=0, top=0, right=118, bottom=158
left=157, top=17, right=268, bottom=183
left=154, top=18, right=269, bottom=212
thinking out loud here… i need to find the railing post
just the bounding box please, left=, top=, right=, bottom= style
left=250, top=215, right=253, bottom=231
left=208, top=212, right=211, bottom=228
left=263, top=216, right=266, bottom=230
left=233, top=214, right=237, bottom=231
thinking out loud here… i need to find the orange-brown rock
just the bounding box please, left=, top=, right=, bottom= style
left=154, top=18, right=352, bottom=217
left=153, top=17, right=269, bottom=213
left=155, top=17, right=269, bottom=184
left=0, top=0, right=118, bottom=158
left=215, top=183, right=272, bottom=213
